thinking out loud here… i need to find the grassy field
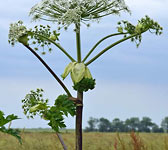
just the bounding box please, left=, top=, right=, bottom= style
left=0, top=131, right=168, bottom=150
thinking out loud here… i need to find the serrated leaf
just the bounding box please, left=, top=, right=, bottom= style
left=0, top=127, right=22, bottom=144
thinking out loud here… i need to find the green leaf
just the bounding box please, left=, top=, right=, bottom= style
left=0, top=127, right=22, bottom=144
left=0, top=113, right=20, bottom=127
left=0, top=111, right=21, bottom=144
left=73, top=78, right=96, bottom=92
left=44, top=94, right=76, bottom=132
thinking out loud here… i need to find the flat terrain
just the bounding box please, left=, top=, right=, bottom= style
left=0, top=131, right=168, bottom=150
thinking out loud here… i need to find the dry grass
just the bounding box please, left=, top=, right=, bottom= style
left=0, top=132, right=168, bottom=150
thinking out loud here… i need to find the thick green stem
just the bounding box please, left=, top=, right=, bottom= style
left=82, top=32, right=127, bottom=62
left=85, top=33, right=138, bottom=66
left=30, top=32, right=76, bottom=62
left=24, top=44, right=72, bottom=97
left=76, top=24, right=82, bottom=62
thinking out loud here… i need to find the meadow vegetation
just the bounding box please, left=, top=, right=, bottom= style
left=0, top=131, right=168, bottom=150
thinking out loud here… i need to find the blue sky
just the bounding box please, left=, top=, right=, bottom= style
left=0, top=0, right=168, bottom=129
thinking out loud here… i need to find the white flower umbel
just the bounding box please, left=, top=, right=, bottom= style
left=29, top=0, right=130, bottom=29
left=8, top=21, right=28, bottom=46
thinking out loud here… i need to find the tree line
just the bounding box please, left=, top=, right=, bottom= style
left=85, top=117, right=168, bottom=133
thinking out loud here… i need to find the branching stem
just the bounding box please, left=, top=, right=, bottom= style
left=24, top=44, right=72, bottom=97
left=30, top=32, right=76, bottom=62
left=85, top=33, right=139, bottom=66
left=82, top=32, right=128, bottom=62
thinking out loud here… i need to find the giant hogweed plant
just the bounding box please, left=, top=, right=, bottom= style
left=8, top=0, right=162, bottom=150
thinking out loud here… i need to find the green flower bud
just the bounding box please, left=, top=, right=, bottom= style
left=49, top=34, right=57, bottom=41
left=29, top=104, right=41, bottom=113
left=62, top=62, right=93, bottom=84
left=117, top=27, right=123, bottom=33
left=29, top=102, right=48, bottom=113
left=84, top=66, right=92, bottom=79
left=135, top=23, right=143, bottom=34
left=71, top=63, right=85, bottom=83
left=61, top=62, right=76, bottom=80
left=18, top=34, right=29, bottom=45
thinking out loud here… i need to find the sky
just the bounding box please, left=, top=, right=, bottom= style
left=0, top=0, right=168, bottom=129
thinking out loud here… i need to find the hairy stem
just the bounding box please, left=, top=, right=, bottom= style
left=24, top=44, right=72, bottom=97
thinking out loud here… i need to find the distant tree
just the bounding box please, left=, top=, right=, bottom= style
left=85, top=116, right=165, bottom=133
left=125, top=117, right=140, bottom=132
left=161, top=117, right=168, bottom=133
left=85, top=117, right=98, bottom=132
left=111, top=118, right=126, bottom=132
left=139, top=117, right=153, bottom=132
left=152, top=123, right=164, bottom=133
left=98, top=118, right=111, bottom=132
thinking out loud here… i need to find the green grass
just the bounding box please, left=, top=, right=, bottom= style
left=0, top=131, right=168, bottom=150
left=21, top=128, right=74, bottom=133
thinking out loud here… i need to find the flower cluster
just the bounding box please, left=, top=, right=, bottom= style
left=21, top=88, right=49, bottom=119
left=8, top=21, right=60, bottom=54
left=8, top=21, right=28, bottom=46
left=30, top=0, right=130, bottom=30
left=117, top=15, right=163, bottom=47
left=30, top=24, right=60, bottom=54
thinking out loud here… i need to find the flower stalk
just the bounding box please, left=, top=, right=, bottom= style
left=30, top=32, right=76, bottom=62
left=85, top=33, right=139, bottom=66
left=82, top=32, right=128, bottom=62
left=23, top=44, right=72, bottom=97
